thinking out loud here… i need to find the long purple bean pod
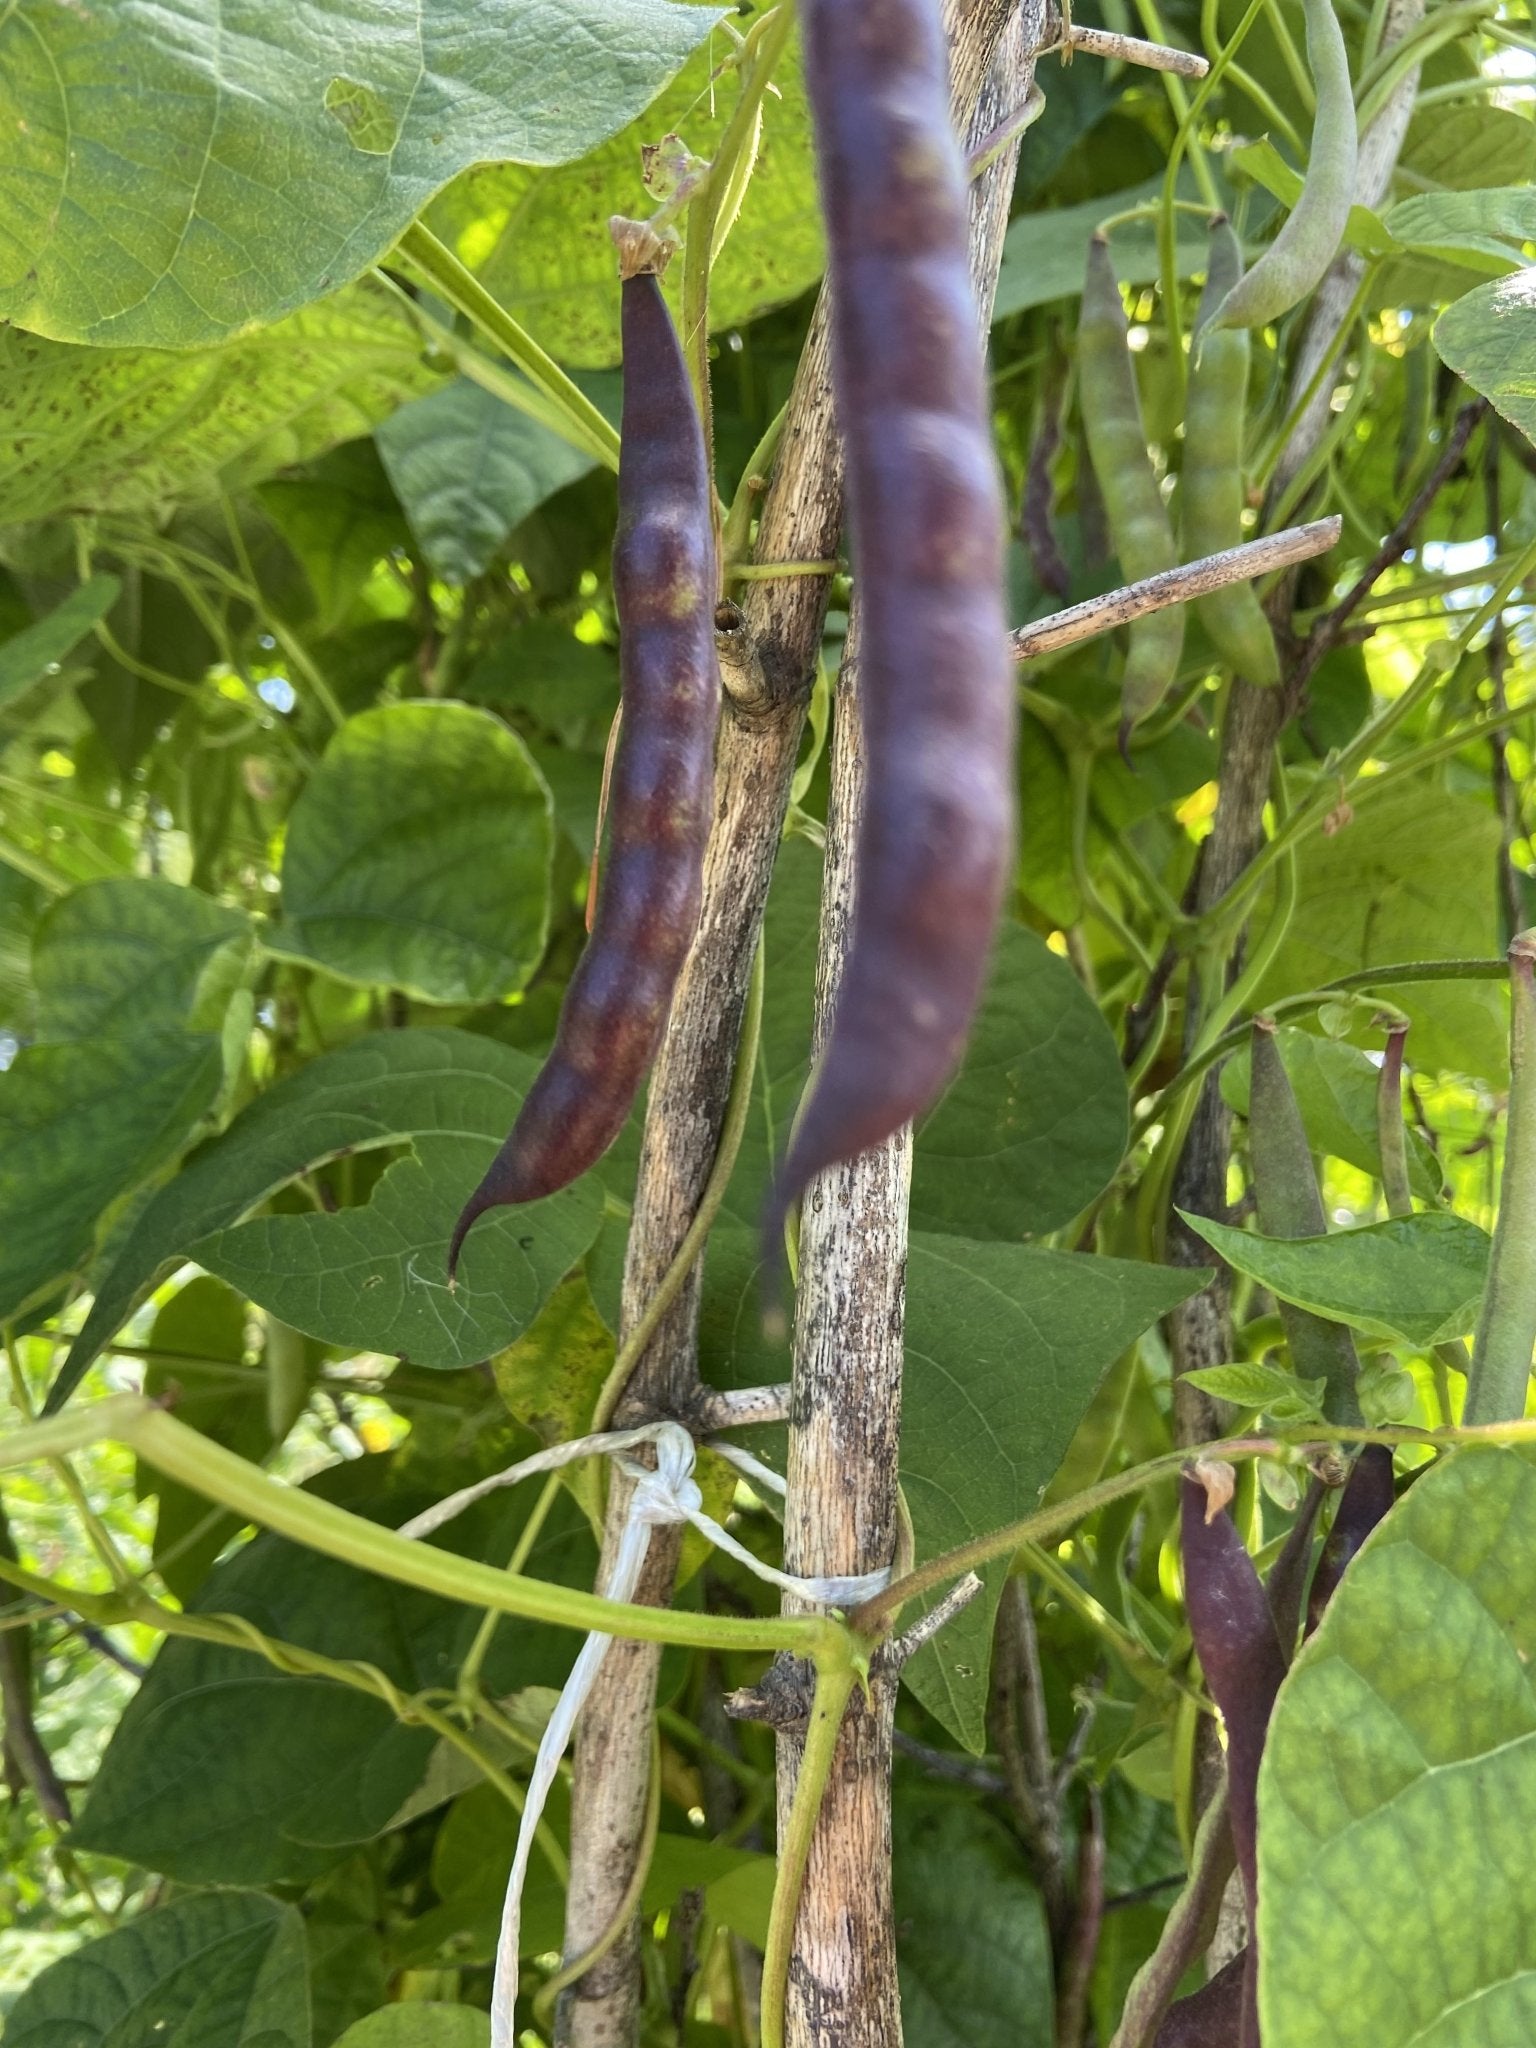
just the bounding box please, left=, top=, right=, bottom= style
left=450, top=232, right=719, bottom=1277
left=766, top=0, right=1014, bottom=1244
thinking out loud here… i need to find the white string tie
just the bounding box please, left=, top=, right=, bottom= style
left=399, top=1412, right=890, bottom=2047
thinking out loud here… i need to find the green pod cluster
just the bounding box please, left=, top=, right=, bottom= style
left=1204, top=0, right=1357, bottom=334
left=1182, top=219, right=1280, bottom=685
left=1078, top=234, right=1183, bottom=736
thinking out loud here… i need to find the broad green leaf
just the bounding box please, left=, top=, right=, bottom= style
left=0, top=575, right=119, bottom=711
left=751, top=837, right=1129, bottom=1240
left=2, top=1890, right=308, bottom=2048
left=194, top=1135, right=599, bottom=1366
left=1254, top=781, right=1506, bottom=1079
left=1400, top=104, right=1536, bottom=193
left=894, top=1795, right=1053, bottom=2048
left=1179, top=1209, right=1491, bottom=1350
left=0, top=1030, right=223, bottom=1326
left=0, top=285, right=442, bottom=527
left=427, top=3, right=821, bottom=368
left=0, top=0, right=720, bottom=347
left=697, top=1225, right=1206, bottom=1747
left=1258, top=1448, right=1536, bottom=2046
left=337, top=2012, right=490, bottom=2048
left=994, top=174, right=1221, bottom=318
left=1220, top=1026, right=1439, bottom=1200
left=268, top=702, right=553, bottom=1004
left=55, top=1028, right=600, bottom=1406
left=1435, top=270, right=1536, bottom=448
left=376, top=378, right=597, bottom=582
left=899, top=1238, right=1206, bottom=1746
left=72, top=1439, right=596, bottom=1883
left=32, top=877, right=252, bottom=1041
left=0, top=865, right=45, bottom=1034
left=1384, top=188, right=1531, bottom=273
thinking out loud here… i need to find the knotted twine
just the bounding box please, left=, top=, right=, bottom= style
left=400, top=1418, right=890, bottom=2047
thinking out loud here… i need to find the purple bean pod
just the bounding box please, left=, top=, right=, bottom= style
left=450, top=246, right=719, bottom=1277
left=1304, top=1443, right=1396, bottom=1635
left=1180, top=1471, right=1289, bottom=2047
left=1152, top=1950, right=1247, bottom=2048
left=766, top=0, right=1014, bottom=1245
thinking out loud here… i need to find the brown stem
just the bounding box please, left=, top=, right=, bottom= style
left=771, top=13, right=1045, bottom=2048
left=990, top=1578, right=1071, bottom=1938
left=1054, top=1785, right=1105, bottom=2048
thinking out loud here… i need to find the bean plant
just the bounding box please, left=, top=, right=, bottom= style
left=1, top=3, right=1535, bottom=2047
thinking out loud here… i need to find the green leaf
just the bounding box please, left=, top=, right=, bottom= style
left=55, top=1028, right=601, bottom=1406
left=336, top=2012, right=490, bottom=2048
left=376, top=377, right=598, bottom=582
left=1178, top=1209, right=1491, bottom=1351
left=462, top=618, right=619, bottom=744
left=0, top=0, right=721, bottom=347
left=0, top=284, right=442, bottom=527
left=1258, top=1448, right=1536, bottom=2046
left=426, top=2, right=821, bottom=368
left=752, top=837, right=1128, bottom=1240
left=1221, top=1025, right=1439, bottom=1200
left=1228, top=140, right=1398, bottom=259
left=894, top=1794, right=1053, bottom=2048
left=0, top=575, right=119, bottom=711
left=72, top=1439, right=596, bottom=1883
left=1435, top=269, right=1536, bottom=449
left=268, top=702, right=553, bottom=1004
left=1181, top=1362, right=1327, bottom=1421
left=1254, top=781, right=1506, bottom=1079
left=1, top=1889, right=309, bottom=2048
left=1386, top=187, right=1536, bottom=273
left=302, top=1860, right=389, bottom=2048
left=994, top=174, right=1219, bottom=318
left=0, top=1030, right=224, bottom=1326
left=32, top=877, right=252, bottom=1041
left=899, top=1238, right=1207, bottom=1746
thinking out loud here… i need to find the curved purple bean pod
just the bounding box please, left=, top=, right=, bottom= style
left=1152, top=1951, right=1247, bottom=2048
left=766, top=0, right=1014, bottom=1246
left=1304, top=1443, right=1396, bottom=1635
left=450, top=239, right=719, bottom=1278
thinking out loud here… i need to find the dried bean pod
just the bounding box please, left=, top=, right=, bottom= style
left=1204, top=0, right=1357, bottom=334
left=1078, top=234, right=1183, bottom=738
left=1182, top=220, right=1279, bottom=685
left=450, top=255, right=718, bottom=1275
left=1250, top=1019, right=1362, bottom=1423
left=768, top=0, right=1014, bottom=1232
left=1305, top=1442, right=1395, bottom=1633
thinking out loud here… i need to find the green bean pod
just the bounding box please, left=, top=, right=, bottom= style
left=1078, top=234, right=1183, bottom=737
left=1204, top=0, right=1357, bottom=333
left=1182, top=219, right=1279, bottom=685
